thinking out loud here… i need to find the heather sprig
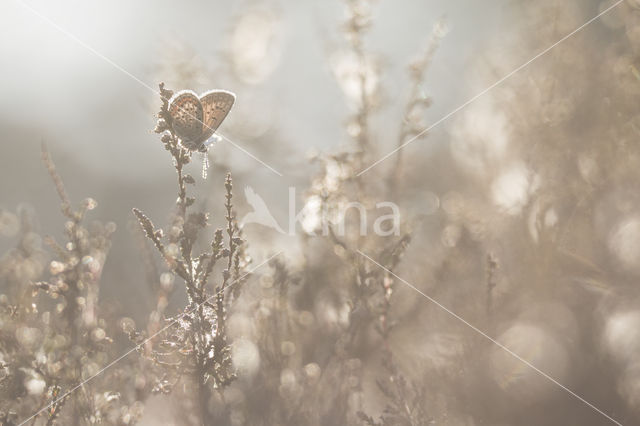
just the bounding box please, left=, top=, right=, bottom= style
left=131, top=83, right=249, bottom=425
left=0, top=147, right=140, bottom=425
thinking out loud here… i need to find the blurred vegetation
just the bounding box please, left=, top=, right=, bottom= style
left=2, top=0, right=640, bottom=425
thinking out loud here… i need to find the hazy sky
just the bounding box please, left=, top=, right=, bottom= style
left=1, top=0, right=507, bottom=182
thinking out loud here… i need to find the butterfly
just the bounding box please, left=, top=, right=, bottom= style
left=168, top=89, right=235, bottom=177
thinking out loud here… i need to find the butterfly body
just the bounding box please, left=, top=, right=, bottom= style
left=168, top=89, right=235, bottom=151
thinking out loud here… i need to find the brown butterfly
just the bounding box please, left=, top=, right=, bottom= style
left=168, top=89, right=235, bottom=151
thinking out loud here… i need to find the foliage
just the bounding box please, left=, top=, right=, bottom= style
left=0, top=148, right=141, bottom=425
left=4, top=1, right=640, bottom=425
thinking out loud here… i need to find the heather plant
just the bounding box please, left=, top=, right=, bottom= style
left=301, top=3, right=442, bottom=424
left=130, top=83, right=250, bottom=425
left=220, top=1, right=443, bottom=424
left=0, top=148, right=141, bottom=425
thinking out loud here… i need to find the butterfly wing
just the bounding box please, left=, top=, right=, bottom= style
left=199, top=90, right=236, bottom=142
left=168, top=90, right=204, bottom=145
